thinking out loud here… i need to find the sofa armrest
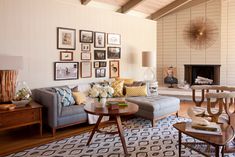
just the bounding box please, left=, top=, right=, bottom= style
left=32, top=89, right=58, bottom=128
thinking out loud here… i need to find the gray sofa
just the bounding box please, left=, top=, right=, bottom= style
left=32, top=86, right=88, bottom=136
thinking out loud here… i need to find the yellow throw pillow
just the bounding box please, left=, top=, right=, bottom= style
left=125, top=86, right=147, bottom=97
left=115, top=78, right=134, bottom=85
left=72, top=92, right=86, bottom=105
left=111, top=80, right=124, bottom=97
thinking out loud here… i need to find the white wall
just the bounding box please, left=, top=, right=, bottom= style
left=0, top=0, right=156, bottom=88
left=157, top=0, right=221, bottom=86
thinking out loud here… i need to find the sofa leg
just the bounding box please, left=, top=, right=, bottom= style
left=176, top=111, right=179, bottom=118
left=151, top=119, right=155, bottom=127
left=52, top=128, right=56, bottom=137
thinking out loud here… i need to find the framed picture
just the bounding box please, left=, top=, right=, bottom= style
left=94, top=50, right=106, bottom=60
left=95, top=68, right=106, bottom=78
left=57, top=27, right=76, bottom=50
left=54, top=62, right=78, bottom=80
left=94, top=32, right=105, bottom=48
left=60, top=51, right=73, bottom=61
left=109, top=60, right=119, bottom=78
left=80, top=30, right=93, bottom=43
left=107, top=47, right=121, bottom=59
left=107, top=33, right=121, bottom=45
left=80, top=61, right=92, bottom=78
left=94, top=61, right=100, bottom=68
left=81, top=44, right=91, bottom=51
left=99, top=61, right=107, bottom=67
left=81, top=52, right=91, bottom=60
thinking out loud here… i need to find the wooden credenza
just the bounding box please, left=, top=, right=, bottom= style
left=0, top=101, right=42, bottom=136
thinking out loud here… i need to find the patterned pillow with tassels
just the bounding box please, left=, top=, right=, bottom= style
left=111, top=80, right=124, bottom=97
left=54, top=87, right=75, bottom=107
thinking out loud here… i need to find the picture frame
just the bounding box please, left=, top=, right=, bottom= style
left=94, top=32, right=105, bottom=48
left=80, top=30, right=93, bottom=43
left=60, top=51, right=73, bottom=61
left=107, top=33, right=121, bottom=45
left=109, top=60, right=119, bottom=78
left=107, top=47, right=121, bottom=59
left=57, top=27, right=76, bottom=50
left=95, top=68, right=106, bottom=78
left=54, top=62, right=78, bottom=80
left=94, top=61, right=100, bottom=68
left=94, top=50, right=106, bottom=60
left=81, top=43, right=91, bottom=51
left=99, top=61, right=107, bottom=67
left=80, top=61, right=92, bottom=78
left=81, top=52, right=91, bottom=60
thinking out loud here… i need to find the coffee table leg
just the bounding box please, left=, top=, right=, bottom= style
left=86, top=115, right=103, bottom=146
left=115, top=116, right=128, bottom=155
left=178, top=131, right=181, bottom=157
left=215, top=146, right=220, bottom=157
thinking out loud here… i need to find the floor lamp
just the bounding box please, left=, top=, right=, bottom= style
left=142, top=51, right=155, bottom=82
left=0, top=56, right=23, bottom=103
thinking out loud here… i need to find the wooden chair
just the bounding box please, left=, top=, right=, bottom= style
left=191, top=85, right=235, bottom=153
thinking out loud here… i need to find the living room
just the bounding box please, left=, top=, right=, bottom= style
left=0, top=0, right=235, bottom=156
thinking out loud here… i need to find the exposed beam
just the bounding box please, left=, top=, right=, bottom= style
left=117, top=0, right=144, bottom=13
left=81, top=0, right=92, bottom=5
left=149, top=0, right=209, bottom=20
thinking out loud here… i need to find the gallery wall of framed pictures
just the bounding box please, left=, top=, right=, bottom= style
left=55, top=26, right=121, bottom=80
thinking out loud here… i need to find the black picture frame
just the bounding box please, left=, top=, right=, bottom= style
left=99, top=61, right=107, bottom=67
left=94, top=61, right=100, bottom=68
left=94, top=32, right=106, bottom=48
left=80, top=30, right=93, bottom=43
left=95, top=68, right=106, bottom=78
left=57, top=27, right=76, bottom=50
left=94, top=50, right=106, bottom=60
left=107, top=47, right=121, bottom=59
left=54, top=62, right=79, bottom=81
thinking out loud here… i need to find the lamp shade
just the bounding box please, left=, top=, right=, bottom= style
left=0, top=55, right=23, bottom=70
left=142, top=51, right=154, bottom=67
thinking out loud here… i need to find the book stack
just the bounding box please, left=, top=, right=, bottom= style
left=106, top=101, right=128, bottom=110
left=185, top=122, right=222, bottom=135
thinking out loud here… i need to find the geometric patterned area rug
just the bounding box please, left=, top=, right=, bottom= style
left=6, top=116, right=235, bottom=157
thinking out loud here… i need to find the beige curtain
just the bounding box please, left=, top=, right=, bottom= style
left=0, top=70, right=18, bottom=103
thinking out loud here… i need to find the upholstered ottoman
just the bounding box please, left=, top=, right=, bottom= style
left=126, top=95, right=180, bottom=127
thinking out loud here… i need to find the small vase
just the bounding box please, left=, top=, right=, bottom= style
left=100, top=97, right=106, bottom=107
left=95, top=97, right=106, bottom=108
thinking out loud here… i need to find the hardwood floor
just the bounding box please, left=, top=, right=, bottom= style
left=0, top=101, right=195, bottom=156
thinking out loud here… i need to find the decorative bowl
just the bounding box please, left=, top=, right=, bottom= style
left=12, top=100, right=30, bottom=107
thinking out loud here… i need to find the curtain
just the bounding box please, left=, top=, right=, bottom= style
left=0, top=70, right=18, bottom=103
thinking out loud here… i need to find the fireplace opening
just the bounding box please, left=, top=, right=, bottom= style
left=184, top=64, right=220, bottom=85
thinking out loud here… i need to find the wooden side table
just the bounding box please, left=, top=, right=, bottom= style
left=0, top=101, right=43, bottom=136
left=173, top=122, right=235, bottom=157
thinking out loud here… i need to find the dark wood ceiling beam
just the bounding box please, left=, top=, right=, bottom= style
left=149, top=0, right=209, bottom=20
left=117, top=0, right=144, bottom=13
left=81, top=0, right=92, bottom=5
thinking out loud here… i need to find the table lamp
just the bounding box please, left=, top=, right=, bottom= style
left=142, top=51, right=155, bottom=82
left=0, top=55, right=23, bottom=103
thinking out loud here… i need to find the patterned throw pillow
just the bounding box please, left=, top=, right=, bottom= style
left=111, top=80, right=124, bottom=97
left=125, top=86, right=147, bottom=97
left=54, top=87, right=75, bottom=107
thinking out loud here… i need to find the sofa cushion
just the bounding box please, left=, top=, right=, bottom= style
left=54, top=87, right=75, bottom=107
left=111, top=80, right=124, bottom=97
left=60, top=104, right=86, bottom=117
left=125, top=86, right=147, bottom=97
left=126, top=95, right=180, bottom=112
left=72, top=91, right=86, bottom=105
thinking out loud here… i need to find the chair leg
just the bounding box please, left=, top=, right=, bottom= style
left=176, top=111, right=179, bottom=118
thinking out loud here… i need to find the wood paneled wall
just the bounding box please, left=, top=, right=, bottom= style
left=157, top=0, right=222, bottom=86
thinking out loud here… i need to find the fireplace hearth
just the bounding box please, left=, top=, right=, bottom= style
left=184, top=64, right=220, bottom=85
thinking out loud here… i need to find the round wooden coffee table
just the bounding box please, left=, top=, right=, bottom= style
left=84, top=102, right=138, bottom=155
left=173, top=122, right=235, bottom=157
